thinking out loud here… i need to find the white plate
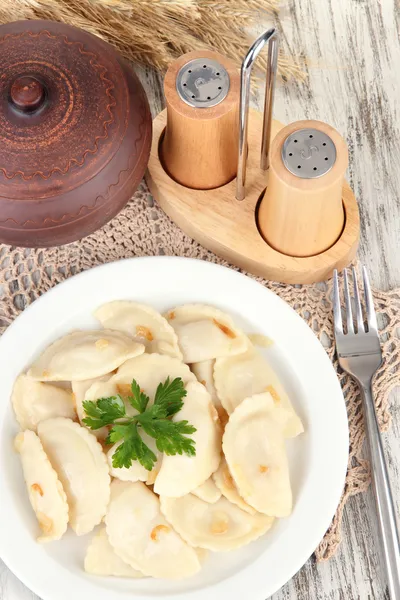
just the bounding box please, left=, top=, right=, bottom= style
left=0, top=257, right=348, bottom=600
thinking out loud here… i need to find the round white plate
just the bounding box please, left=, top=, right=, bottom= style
left=0, top=257, right=348, bottom=600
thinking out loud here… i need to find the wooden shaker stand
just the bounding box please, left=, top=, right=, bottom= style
left=146, top=28, right=360, bottom=284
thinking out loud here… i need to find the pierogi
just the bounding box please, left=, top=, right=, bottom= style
left=190, top=359, right=227, bottom=422
left=12, top=374, right=75, bottom=431
left=113, top=352, right=196, bottom=400
left=192, top=477, right=222, bottom=504
left=154, top=381, right=221, bottom=497
left=94, top=301, right=182, bottom=359
left=106, top=481, right=200, bottom=579
left=160, top=493, right=274, bottom=551
left=223, top=393, right=292, bottom=517
left=85, top=526, right=144, bottom=578
left=15, top=430, right=69, bottom=542
left=166, top=304, right=248, bottom=363
left=214, top=345, right=303, bottom=438
left=213, top=457, right=256, bottom=515
left=37, top=418, right=110, bottom=535
left=28, top=330, right=144, bottom=381
left=12, top=300, right=303, bottom=582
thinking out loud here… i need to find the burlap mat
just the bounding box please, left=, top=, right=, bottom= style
left=0, top=182, right=399, bottom=561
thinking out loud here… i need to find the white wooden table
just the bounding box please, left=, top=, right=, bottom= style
left=1, top=0, right=399, bottom=599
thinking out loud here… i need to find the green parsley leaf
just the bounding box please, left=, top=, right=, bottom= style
left=106, top=423, right=131, bottom=445
left=82, top=395, right=126, bottom=429
left=153, top=377, right=187, bottom=418
left=110, top=422, right=157, bottom=470
left=127, top=379, right=150, bottom=413
left=139, top=417, right=196, bottom=456
left=83, top=376, right=196, bottom=470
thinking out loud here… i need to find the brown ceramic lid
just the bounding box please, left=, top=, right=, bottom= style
left=0, top=20, right=152, bottom=247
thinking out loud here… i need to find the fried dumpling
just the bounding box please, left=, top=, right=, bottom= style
left=223, top=393, right=292, bottom=517
left=84, top=526, right=144, bottom=578
left=160, top=494, right=274, bottom=552
left=154, top=381, right=221, bottom=497
left=166, top=305, right=247, bottom=363
left=192, top=477, right=221, bottom=504
left=214, top=345, right=303, bottom=437
left=15, top=430, right=68, bottom=542
left=94, top=301, right=182, bottom=359
left=28, top=330, right=144, bottom=382
left=12, top=374, right=75, bottom=431
left=106, top=481, right=200, bottom=579
left=37, top=418, right=110, bottom=535
left=113, top=353, right=196, bottom=401
left=190, top=359, right=227, bottom=423
left=212, top=457, right=256, bottom=515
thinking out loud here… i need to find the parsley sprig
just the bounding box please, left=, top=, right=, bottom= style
left=82, top=377, right=196, bottom=470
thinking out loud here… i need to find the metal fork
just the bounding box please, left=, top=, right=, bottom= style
left=333, top=266, right=400, bottom=599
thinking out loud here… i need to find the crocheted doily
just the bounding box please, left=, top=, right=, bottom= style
left=0, top=182, right=399, bottom=561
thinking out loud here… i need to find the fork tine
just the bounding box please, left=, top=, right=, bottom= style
left=362, top=265, right=378, bottom=332
left=352, top=266, right=364, bottom=332
left=333, top=270, right=343, bottom=335
left=343, top=269, right=354, bottom=333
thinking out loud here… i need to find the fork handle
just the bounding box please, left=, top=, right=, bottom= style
left=361, top=381, right=400, bottom=598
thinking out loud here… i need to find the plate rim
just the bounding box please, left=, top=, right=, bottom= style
left=0, top=256, right=349, bottom=600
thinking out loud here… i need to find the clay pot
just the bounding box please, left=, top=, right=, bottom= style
left=0, top=19, right=152, bottom=247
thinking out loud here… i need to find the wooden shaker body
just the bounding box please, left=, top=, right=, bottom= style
left=160, top=50, right=240, bottom=190
left=258, top=120, right=348, bottom=258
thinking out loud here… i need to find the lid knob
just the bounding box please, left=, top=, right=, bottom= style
left=10, top=76, right=45, bottom=112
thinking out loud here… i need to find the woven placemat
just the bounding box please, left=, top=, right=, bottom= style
left=0, top=182, right=399, bottom=561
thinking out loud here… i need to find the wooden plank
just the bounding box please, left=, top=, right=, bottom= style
left=273, top=0, right=400, bottom=293
left=269, top=0, right=400, bottom=597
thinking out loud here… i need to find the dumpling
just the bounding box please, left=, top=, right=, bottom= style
left=94, top=301, right=182, bottom=359
left=12, top=374, right=75, bottom=431
left=37, top=418, right=110, bottom=535
left=84, top=526, right=143, bottom=578
left=14, top=430, right=68, bottom=542
left=160, top=494, right=274, bottom=552
left=192, top=477, right=221, bottom=504
left=212, top=458, right=256, bottom=515
left=194, top=547, right=209, bottom=565
left=28, top=330, right=145, bottom=381
left=190, top=360, right=227, bottom=424
left=214, top=345, right=303, bottom=437
left=223, top=393, right=292, bottom=517
left=105, top=481, right=200, bottom=579
left=113, top=353, right=196, bottom=401
left=166, top=304, right=248, bottom=363
left=154, top=381, right=221, bottom=497
left=71, top=375, right=110, bottom=423
left=247, top=333, right=274, bottom=348
left=190, top=360, right=218, bottom=400
left=82, top=379, right=119, bottom=441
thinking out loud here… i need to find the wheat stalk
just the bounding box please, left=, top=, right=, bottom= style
left=0, top=0, right=305, bottom=80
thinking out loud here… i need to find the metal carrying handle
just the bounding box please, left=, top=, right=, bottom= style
left=236, top=28, right=279, bottom=201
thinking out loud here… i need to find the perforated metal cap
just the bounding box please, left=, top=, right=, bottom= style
left=281, top=128, right=337, bottom=178
left=176, top=58, right=230, bottom=108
